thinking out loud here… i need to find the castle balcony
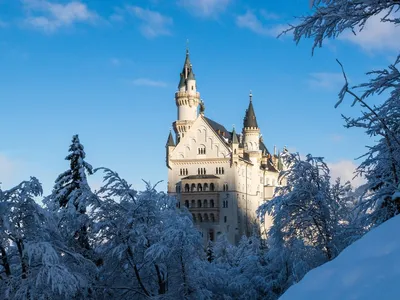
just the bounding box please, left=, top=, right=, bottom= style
left=181, top=175, right=220, bottom=193
left=175, top=91, right=200, bottom=99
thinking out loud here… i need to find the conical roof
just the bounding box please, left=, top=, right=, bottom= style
left=231, top=127, right=239, bottom=144
left=243, top=98, right=258, bottom=128
left=166, top=131, right=175, bottom=147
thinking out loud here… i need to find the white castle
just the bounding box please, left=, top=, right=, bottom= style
left=166, top=49, right=285, bottom=245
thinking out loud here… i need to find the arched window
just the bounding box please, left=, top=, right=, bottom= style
left=226, top=200, right=228, bottom=208
left=203, top=199, right=208, bottom=208
left=215, top=167, right=218, bottom=174
left=192, top=214, right=196, bottom=222
left=198, top=213, right=203, bottom=223
left=210, top=199, right=214, bottom=208
left=224, top=216, right=227, bottom=223
left=197, top=200, right=202, bottom=208
left=191, top=183, right=196, bottom=192
left=210, top=213, right=215, bottom=222
left=185, top=184, right=190, bottom=192
left=203, top=168, right=206, bottom=174
left=204, top=214, right=209, bottom=222
left=191, top=200, right=195, bottom=208
left=185, top=169, right=188, bottom=175
left=204, top=183, right=209, bottom=191
left=185, top=200, right=189, bottom=208
left=222, top=168, right=225, bottom=174
left=222, top=201, right=226, bottom=208
left=210, top=183, right=215, bottom=191
left=180, top=169, right=182, bottom=176
left=197, top=183, right=202, bottom=191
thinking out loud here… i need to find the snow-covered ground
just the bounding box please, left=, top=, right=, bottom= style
left=281, top=215, right=400, bottom=300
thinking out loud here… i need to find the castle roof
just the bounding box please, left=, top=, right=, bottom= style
left=243, top=99, right=258, bottom=128
left=166, top=131, right=175, bottom=147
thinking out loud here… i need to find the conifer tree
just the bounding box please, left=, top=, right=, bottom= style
left=49, top=134, right=97, bottom=253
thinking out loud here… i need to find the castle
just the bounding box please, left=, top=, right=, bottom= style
left=166, top=49, right=285, bottom=245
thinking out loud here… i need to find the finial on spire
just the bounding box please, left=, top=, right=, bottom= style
left=186, top=39, right=189, bottom=54
left=249, top=90, right=253, bottom=102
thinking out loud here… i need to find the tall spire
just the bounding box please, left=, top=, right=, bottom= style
left=178, top=45, right=195, bottom=89
left=243, top=91, right=258, bottom=128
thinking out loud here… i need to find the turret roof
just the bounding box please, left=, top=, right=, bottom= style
left=243, top=99, right=258, bottom=128
left=166, top=131, right=175, bottom=147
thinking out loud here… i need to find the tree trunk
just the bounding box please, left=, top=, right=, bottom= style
left=0, top=245, right=11, bottom=277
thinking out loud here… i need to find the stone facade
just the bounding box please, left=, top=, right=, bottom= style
left=166, top=50, right=285, bottom=245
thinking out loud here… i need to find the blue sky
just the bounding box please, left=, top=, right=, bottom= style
left=0, top=0, right=398, bottom=194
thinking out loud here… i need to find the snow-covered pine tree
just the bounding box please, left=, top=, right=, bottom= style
left=48, top=134, right=98, bottom=255
left=286, top=0, right=400, bottom=226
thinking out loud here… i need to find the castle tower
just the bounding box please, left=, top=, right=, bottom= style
left=243, top=91, right=260, bottom=154
left=174, top=49, right=201, bottom=143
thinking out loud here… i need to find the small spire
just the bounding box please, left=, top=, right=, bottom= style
left=232, top=126, right=239, bottom=144
left=166, top=131, right=175, bottom=147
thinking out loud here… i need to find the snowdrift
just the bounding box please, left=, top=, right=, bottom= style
left=280, top=215, right=400, bottom=300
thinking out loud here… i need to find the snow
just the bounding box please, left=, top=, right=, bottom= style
left=280, top=215, right=400, bottom=300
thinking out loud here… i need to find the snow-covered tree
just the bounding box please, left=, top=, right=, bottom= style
left=0, top=178, right=92, bottom=300
left=287, top=0, right=400, bottom=226
left=92, top=168, right=206, bottom=299
left=257, top=153, right=357, bottom=297
left=259, top=153, right=352, bottom=261
left=46, top=135, right=98, bottom=256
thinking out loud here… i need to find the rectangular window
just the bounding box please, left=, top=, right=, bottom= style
left=224, top=216, right=227, bottom=223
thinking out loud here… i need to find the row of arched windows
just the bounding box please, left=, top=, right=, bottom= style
left=222, top=183, right=229, bottom=191
left=180, top=168, right=188, bottom=176
left=184, top=183, right=215, bottom=192
left=185, top=199, right=215, bottom=208
left=192, top=213, right=217, bottom=223
left=198, top=147, right=206, bottom=155
left=198, top=168, right=206, bottom=175
left=216, top=167, right=225, bottom=175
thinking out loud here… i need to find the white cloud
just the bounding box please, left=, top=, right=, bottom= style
left=131, top=78, right=167, bottom=87
left=22, top=0, right=99, bottom=33
left=339, top=11, right=400, bottom=53
left=178, top=0, right=231, bottom=17
left=236, top=10, right=288, bottom=37
left=307, top=72, right=344, bottom=90
left=328, top=160, right=366, bottom=188
left=127, top=6, right=172, bottom=38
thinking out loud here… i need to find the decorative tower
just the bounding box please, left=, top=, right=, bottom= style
left=243, top=91, right=260, bottom=154
left=173, top=49, right=201, bottom=143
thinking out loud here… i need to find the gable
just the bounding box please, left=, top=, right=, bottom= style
left=170, top=116, right=231, bottom=161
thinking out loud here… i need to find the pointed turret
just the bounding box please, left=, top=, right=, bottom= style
left=232, top=127, right=239, bottom=144
left=243, top=91, right=258, bottom=129
left=166, top=131, right=175, bottom=147
left=242, top=91, right=261, bottom=155
left=174, top=46, right=200, bottom=141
